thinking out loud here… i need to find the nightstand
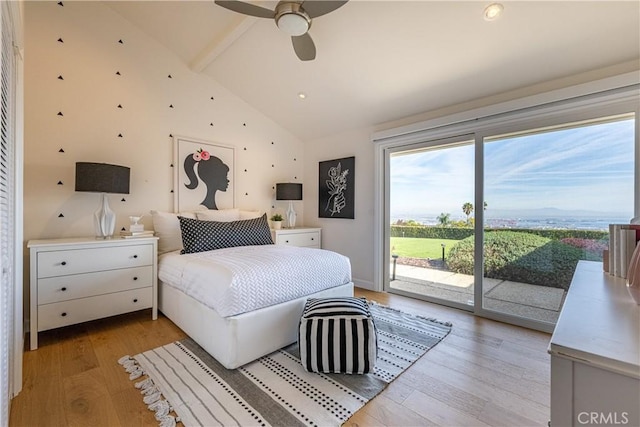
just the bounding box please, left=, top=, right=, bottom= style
left=27, top=236, right=158, bottom=350
left=271, top=227, right=321, bottom=249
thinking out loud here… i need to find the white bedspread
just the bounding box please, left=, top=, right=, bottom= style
left=158, top=244, right=352, bottom=317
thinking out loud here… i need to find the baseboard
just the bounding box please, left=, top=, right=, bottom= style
left=353, top=278, right=377, bottom=291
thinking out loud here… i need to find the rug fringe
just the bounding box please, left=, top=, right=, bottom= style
left=118, top=355, right=181, bottom=427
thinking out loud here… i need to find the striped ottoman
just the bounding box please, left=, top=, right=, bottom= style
left=298, top=297, right=377, bottom=374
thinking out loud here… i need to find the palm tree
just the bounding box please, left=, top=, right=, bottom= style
left=462, top=202, right=474, bottom=224
left=436, top=212, right=451, bottom=226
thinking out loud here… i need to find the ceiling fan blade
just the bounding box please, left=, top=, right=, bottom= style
left=214, top=1, right=275, bottom=18
left=301, top=1, right=348, bottom=18
left=292, top=33, right=316, bottom=61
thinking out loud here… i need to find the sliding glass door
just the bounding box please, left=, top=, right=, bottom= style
left=382, top=105, right=637, bottom=331
left=387, top=136, right=475, bottom=310
left=480, top=116, right=635, bottom=326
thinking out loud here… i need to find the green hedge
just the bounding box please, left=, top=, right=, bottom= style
left=446, top=231, right=587, bottom=290
left=390, top=225, right=608, bottom=241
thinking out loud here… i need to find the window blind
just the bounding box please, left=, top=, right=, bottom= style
left=0, top=2, right=16, bottom=425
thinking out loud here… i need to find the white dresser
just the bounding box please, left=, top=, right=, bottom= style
left=548, top=261, right=639, bottom=427
left=28, top=236, right=159, bottom=350
left=271, top=227, right=321, bottom=248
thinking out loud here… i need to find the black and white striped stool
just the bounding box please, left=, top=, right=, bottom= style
left=298, top=297, right=377, bottom=374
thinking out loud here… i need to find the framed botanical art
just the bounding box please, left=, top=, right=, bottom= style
left=318, top=156, right=355, bottom=219
left=173, top=136, right=235, bottom=212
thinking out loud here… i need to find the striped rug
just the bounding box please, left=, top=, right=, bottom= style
left=119, top=303, right=451, bottom=427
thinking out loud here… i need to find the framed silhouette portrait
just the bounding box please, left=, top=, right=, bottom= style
left=318, top=156, right=355, bottom=219
left=173, top=136, right=235, bottom=212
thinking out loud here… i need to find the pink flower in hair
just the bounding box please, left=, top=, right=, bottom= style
left=192, top=152, right=202, bottom=161
left=200, top=151, right=210, bottom=160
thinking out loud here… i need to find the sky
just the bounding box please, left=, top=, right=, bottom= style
left=390, top=117, right=635, bottom=220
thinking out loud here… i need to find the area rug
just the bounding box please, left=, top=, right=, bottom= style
left=119, top=303, right=452, bottom=427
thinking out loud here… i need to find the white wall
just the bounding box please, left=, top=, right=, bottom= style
left=303, top=62, right=639, bottom=291
left=303, top=127, right=375, bottom=289
left=23, top=1, right=303, bottom=242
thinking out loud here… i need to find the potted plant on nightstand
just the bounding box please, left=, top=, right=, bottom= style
left=270, top=213, right=283, bottom=230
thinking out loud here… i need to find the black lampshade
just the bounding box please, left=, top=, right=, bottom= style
left=75, top=162, right=130, bottom=194
left=276, top=183, right=302, bottom=201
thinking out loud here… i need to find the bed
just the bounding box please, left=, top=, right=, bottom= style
left=152, top=209, right=354, bottom=369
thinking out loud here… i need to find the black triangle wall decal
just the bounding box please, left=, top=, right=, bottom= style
left=57, top=112, right=63, bottom=116
left=58, top=148, right=65, bottom=153
left=58, top=213, right=64, bottom=218
left=118, top=133, right=123, bottom=137
left=57, top=38, right=64, bottom=43
left=116, top=71, right=121, bottom=75
left=121, top=198, right=126, bottom=202
left=58, top=2, right=64, bottom=6
left=57, top=181, right=63, bottom=185
left=57, top=75, right=64, bottom=80
left=118, top=39, right=124, bottom=44
left=122, top=227, right=126, bottom=231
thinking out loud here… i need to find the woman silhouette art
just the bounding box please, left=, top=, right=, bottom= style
left=183, top=149, right=229, bottom=209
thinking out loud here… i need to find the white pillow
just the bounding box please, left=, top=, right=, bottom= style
left=150, top=210, right=198, bottom=254
left=239, top=210, right=262, bottom=220
left=196, top=208, right=240, bottom=222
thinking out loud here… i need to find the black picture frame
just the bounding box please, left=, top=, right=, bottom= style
left=318, top=156, right=355, bottom=219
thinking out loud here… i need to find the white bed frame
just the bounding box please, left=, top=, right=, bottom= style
left=158, top=280, right=354, bottom=369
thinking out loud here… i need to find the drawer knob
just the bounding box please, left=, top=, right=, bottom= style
left=61, top=261, right=67, bottom=266
left=61, top=287, right=67, bottom=292
left=133, top=298, right=138, bottom=303
left=133, top=277, right=138, bottom=281
left=285, top=240, right=289, bottom=243
left=311, top=238, right=314, bottom=240
left=133, top=255, right=138, bottom=259
left=61, top=312, right=67, bottom=317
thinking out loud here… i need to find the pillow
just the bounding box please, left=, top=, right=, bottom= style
left=178, top=213, right=274, bottom=254
left=150, top=210, right=199, bottom=254
left=196, top=208, right=240, bottom=222
left=239, top=210, right=262, bottom=220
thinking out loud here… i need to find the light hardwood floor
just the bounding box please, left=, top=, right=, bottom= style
left=10, top=288, right=551, bottom=426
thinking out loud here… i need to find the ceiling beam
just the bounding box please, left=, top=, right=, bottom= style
left=190, top=16, right=258, bottom=73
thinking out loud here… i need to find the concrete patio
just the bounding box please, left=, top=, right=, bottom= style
left=390, top=263, right=567, bottom=323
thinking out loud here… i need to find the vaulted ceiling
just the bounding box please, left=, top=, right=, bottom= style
left=106, top=1, right=640, bottom=141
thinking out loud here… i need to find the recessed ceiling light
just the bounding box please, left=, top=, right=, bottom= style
left=298, top=92, right=307, bottom=100
left=483, top=3, right=504, bottom=21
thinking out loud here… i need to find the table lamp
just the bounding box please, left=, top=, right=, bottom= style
left=276, top=183, right=302, bottom=228
left=75, top=162, right=130, bottom=238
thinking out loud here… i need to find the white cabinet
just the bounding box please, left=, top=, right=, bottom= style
left=548, top=261, right=639, bottom=427
left=28, top=236, right=159, bottom=350
left=271, top=227, right=321, bottom=248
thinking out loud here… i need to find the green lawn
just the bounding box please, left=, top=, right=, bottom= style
left=390, top=237, right=460, bottom=259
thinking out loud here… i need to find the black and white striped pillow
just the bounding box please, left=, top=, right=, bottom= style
left=298, top=297, right=377, bottom=374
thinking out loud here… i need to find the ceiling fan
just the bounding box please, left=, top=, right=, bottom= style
left=214, top=1, right=348, bottom=61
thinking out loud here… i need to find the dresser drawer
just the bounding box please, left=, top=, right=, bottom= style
left=37, top=244, right=153, bottom=278
left=38, top=287, right=152, bottom=332
left=37, top=266, right=153, bottom=305
left=277, top=231, right=320, bottom=248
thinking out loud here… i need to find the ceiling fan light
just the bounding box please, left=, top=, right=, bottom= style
left=276, top=12, right=310, bottom=36
left=483, top=3, right=504, bottom=21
